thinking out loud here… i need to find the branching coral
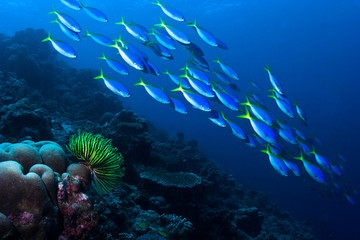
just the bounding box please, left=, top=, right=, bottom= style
left=67, top=130, right=125, bottom=195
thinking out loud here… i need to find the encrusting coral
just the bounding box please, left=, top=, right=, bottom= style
left=67, top=130, right=125, bottom=195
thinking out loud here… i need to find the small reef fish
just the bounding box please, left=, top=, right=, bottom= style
left=42, top=32, right=77, bottom=58
left=94, top=68, right=130, bottom=97
left=148, top=27, right=176, bottom=50
left=163, top=68, right=189, bottom=88
left=168, top=95, right=187, bottom=114
left=260, top=145, right=289, bottom=176
left=180, top=72, right=214, bottom=98
left=241, top=96, right=274, bottom=126
left=294, top=100, right=307, bottom=123
left=294, top=151, right=326, bottom=184
left=134, top=76, right=170, bottom=104
left=109, top=40, right=145, bottom=70
left=80, top=2, right=108, bottom=22
left=155, top=18, right=190, bottom=45
left=49, top=7, right=81, bottom=33
left=221, top=111, right=247, bottom=140
left=51, top=17, right=81, bottom=41
left=181, top=62, right=211, bottom=85
left=60, top=0, right=82, bottom=11
left=208, top=110, right=227, bottom=127
left=152, top=0, right=185, bottom=22
left=83, top=29, right=113, bottom=47
left=308, top=146, right=331, bottom=171
left=187, top=18, right=218, bottom=47
left=238, top=107, right=277, bottom=144
left=172, top=82, right=212, bottom=112
left=212, top=85, right=239, bottom=111
left=213, top=57, right=239, bottom=80
left=264, top=67, right=284, bottom=95
left=268, top=90, right=295, bottom=118
left=184, top=42, right=204, bottom=56
left=116, top=17, right=149, bottom=43
left=98, top=52, right=129, bottom=75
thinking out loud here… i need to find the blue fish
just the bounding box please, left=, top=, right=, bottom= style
left=148, top=28, right=176, bottom=50
left=213, top=69, right=232, bottom=85
left=184, top=42, right=204, bottom=56
left=215, top=38, right=228, bottom=50
left=213, top=57, right=239, bottom=80
left=117, top=35, right=149, bottom=60
left=221, top=111, right=247, bottom=140
left=172, top=82, right=212, bottom=112
left=116, top=16, right=149, bottom=43
left=308, top=146, right=331, bottom=171
left=208, top=110, right=226, bottom=127
left=42, top=32, right=77, bottom=58
left=80, top=2, right=108, bottom=22
left=83, top=29, right=113, bottom=47
left=241, top=96, right=274, bottom=126
left=98, top=52, right=128, bottom=75
left=294, top=100, right=307, bottom=123
left=155, top=18, right=190, bottom=45
left=134, top=76, right=170, bottom=104
left=145, top=60, right=161, bottom=76
left=238, top=107, right=277, bottom=144
left=49, top=7, right=81, bottom=33
left=168, top=95, right=187, bottom=114
left=109, top=40, right=144, bottom=70
left=146, top=41, right=173, bottom=60
left=278, top=127, right=297, bottom=145
left=294, top=151, right=326, bottom=184
left=181, top=72, right=214, bottom=98
left=283, top=158, right=301, bottom=176
left=190, top=55, right=210, bottom=72
left=268, top=91, right=295, bottom=118
left=51, top=17, right=80, bottom=41
left=152, top=0, right=185, bottom=22
left=260, top=145, right=289, bottom=176
left=212, top=85, right=239, bottom=111
left=60, top=0, right=82, bottom=10
left=244, top=134, right=257, bottom=148
left=264, top=67, right=284, bottom=95
left=181, top=62, right=211, bottom=85
left=94, top=68, right=130, bottom=97
left=187, top=18, right=218, bottom=47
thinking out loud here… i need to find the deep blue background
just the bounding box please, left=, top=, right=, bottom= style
left=1, top=0, right=360, bottom=239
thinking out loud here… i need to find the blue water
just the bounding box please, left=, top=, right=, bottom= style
left=1, top=0, right=360, bottom=239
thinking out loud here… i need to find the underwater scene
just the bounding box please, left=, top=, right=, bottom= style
left=0, top=0, right=359, bottom=239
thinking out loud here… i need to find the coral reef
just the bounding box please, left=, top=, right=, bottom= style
left=0, top=28, right=317, bottom=240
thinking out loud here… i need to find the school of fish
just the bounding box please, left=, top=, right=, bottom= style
left=43, top=0, right=358, bottom=204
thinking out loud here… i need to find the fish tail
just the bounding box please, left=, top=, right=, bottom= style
left=151, top=0, right=161, bottom=6
left=134, top=75, right=145, bottom=86
left=79, top=1, right=84, bottom=8
left=212, top=56, right=220, bottom=63
left=41, top=31, right=51, bottom=42
left=50, top=18, right=58, bottom=24
left=237, top=106, right=251, bottom=120
left=162, top=67, right=169, bottom=75
left=48, top=5, right=57, bottom=14
left=220, top=111, right=228, bottom=121
left=94, top=68, right=104, bottom=79
left=264, top=65, right=270, bottom=72
left=83, top=29, right=91, bottom=38
left=98, top=52, right=106, bottom=60
left=115, top=16, right=125, bottom=25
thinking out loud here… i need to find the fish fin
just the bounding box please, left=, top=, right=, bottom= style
left=115, top=16, right=125, bottom=25
left=171, top=80, right=184, bottom=92
left=41, top=31, right=51, bottom=42
left=48, top=5, right=57, bottom=15
left=94, top=68, right=104, bottom=79
left=162, top=67, right=169, bottom=75
left=83, top=29, right=91, bottom=38
left=264, top=65, right=270, bottom=72
left=134, top=75, right=145, bottom=86
left=237, top=106, right=252, bottom=120
left=151, top=0, right=161, bottom=6
left=187, top=18, right=197, bottom=27
left=220, top=111, right=228, bottom=121
left=98, top=52, right=106, bottom=60
left=212, top=56, right=220, bottom=63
